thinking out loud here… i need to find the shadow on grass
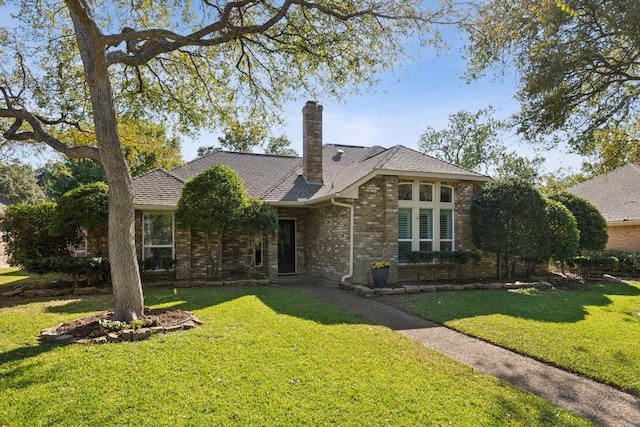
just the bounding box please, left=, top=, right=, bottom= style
left=0, top=286, right=371, bottom=368
left=407, top=282, right=640, bottom=324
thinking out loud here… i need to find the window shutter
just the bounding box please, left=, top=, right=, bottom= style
left=419, top=209, right=433, bottom=239
left=398, top=208, right=412, bottom=239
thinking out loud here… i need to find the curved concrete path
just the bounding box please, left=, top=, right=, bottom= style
left=284, top=278, right=640, bottom=427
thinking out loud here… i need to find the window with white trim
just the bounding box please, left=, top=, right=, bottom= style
left=398, top=181, right=455, bottom=262
left=142, top=212, right=174, bottom=270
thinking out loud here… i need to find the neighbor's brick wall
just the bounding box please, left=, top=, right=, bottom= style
left=606, top=224, right=640, bottom=252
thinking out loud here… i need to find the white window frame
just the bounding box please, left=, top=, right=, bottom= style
left=142, top=212, right=175, bottom=270
left=398, top=180, right=455, bottom=262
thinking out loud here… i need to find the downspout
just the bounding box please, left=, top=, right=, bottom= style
left=331, top=198, right=354, bottom=282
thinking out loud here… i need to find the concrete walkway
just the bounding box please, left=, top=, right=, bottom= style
left=284, top=278, right=640, bottom=427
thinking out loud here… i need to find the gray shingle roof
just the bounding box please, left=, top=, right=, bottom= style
left=568, top=163, right=640, bottom=223
left=133, top=144, right=489, bottom=208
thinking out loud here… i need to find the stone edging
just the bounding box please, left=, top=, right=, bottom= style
left=340, top=280, right=553, bottom=297
left=39, top=312, right=203, bottom=345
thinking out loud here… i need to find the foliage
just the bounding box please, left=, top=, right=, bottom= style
left=545, top=199, right=579, bottom=265
left=471, top=178, right=550, bottom=279
left=418, top=107, right=508, bottom=174
left=568, top=255, right=619, bottom=277
left=176, top=165, right=247, bottom=231
left=2, top=203, right=72, bottom=266
left=579, top=123, right=640, bottom=177
left=406, top=281, right=640, bottom=396
left=0, top=0, right=457, bottom=320
left=492, top=151, right=545, bottom=183
left=550, top=192, right=608, bottom=251
left=404, top=251, right=481, bottom=265
left=0, top=161, right=47, bottom=204
left=49, top=182, right=108, bottom=239
left=0, top=287, right=592, bottom=426
left=235, top=198, right=278, bottom=235
left=98, top=319, right=127, bottom=331
left=37, top=159, right=106, bottom=202
left=461, top=0, right=640, bottom=147
left=265, top=135, right=298, bottom=157
left=22, top=256, right=110, bottom=286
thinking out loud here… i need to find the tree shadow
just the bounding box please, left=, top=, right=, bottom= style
left=406, top=282, right=640, bottom=324
left=1, top=286, right=372, bottom=370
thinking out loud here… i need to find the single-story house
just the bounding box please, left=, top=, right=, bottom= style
left=568, top=163, right=640, bottom=252
left=0, top=197, right=14, bottom=267
left=94, top=101, right=496, bottom=285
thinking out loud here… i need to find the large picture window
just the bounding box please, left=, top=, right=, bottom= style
left=142, top=212, right=174, bottom=270
left=398, top=181, right=455, bottom=262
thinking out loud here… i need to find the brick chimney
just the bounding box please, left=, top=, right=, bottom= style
left=302, top=101, right=323, bottom=184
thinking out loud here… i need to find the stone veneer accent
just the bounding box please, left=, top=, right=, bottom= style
left=606, top=223, right=640, bottom=252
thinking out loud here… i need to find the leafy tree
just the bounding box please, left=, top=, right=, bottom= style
left=196, top=146, right=221, bottom=158
left=493, top=151, right=545, bottom=183
left=265, top=135, right=298, bottom=157
left=2, top=203, right=72, bottom=266
left=0, top=0, right=451, bottom=320
left=580, top=123, right=640, bottom=177
left=545, top=199, right=579, bottom=272
left=418, top=107, right=508, bottom=174
left=550, top=192, right=608, bottom=252
left=50, top=182, right=109, bottom=255
left=0, top=161, right=47, bottom=204
left=471, top=177, right=550, bottom=279
left=538, top=169, right=588, bottom=197
left=461, top=0, right=640, bottom=148
left=176, top=165, right=277, bottom=277
left=37, top=158, right=106, bottom=201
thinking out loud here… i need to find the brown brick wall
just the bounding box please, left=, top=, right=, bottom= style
left=606, top=224, right=640, bottom=252
left=304, top=204, right=351, bottom=281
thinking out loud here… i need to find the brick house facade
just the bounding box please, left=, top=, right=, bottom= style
left=125, top=101, right=495, bottom=285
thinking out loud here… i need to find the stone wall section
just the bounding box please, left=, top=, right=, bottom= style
left=606, top=224, right=640, bottom=252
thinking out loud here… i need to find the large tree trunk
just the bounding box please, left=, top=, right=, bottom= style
left=68, top=0, right=144, bottom=320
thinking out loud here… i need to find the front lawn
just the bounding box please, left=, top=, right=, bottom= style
left=405, top=281, right=640, bottom=395
left=0, top=287, right=592, bottom=426
left=0, top=267, right=65, bottom=289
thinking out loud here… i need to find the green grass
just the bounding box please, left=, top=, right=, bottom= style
left=0, top=267, right=65, bottom=288
left=0, top=287, right=593, bottom=426
left=406, top=282, right=640, bottom=395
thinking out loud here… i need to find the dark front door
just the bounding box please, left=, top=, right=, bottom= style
left=278, top=219, right=296, bottom=274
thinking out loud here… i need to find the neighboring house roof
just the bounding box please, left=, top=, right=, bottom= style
left=133, top=144, right=489, bottom=209
left=567, top=163, right=640, bottom=223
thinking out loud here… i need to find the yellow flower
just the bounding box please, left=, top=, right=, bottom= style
left=372, top=261, right=390, bottom=269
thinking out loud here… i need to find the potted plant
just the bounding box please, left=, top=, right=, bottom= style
left=371, top=261, right=391, bottom=287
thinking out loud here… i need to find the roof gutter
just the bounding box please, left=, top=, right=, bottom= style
left=331, top=198, right=354, bottom=283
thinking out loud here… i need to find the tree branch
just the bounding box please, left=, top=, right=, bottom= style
left=0, top=108, right=101, bottom=161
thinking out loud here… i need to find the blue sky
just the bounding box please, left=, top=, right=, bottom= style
left=181, top=43, right=584, bottom=175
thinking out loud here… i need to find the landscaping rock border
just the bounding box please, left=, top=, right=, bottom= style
left=340, top=280, right=553, bottom=297
left=39, top=311, right=203, bottom=345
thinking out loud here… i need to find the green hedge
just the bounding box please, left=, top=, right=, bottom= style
left=23, top=257, right=110, bottom=286
left=404, top=251, right=481, bottom=265
left=570, top=251, right=640, bottom=277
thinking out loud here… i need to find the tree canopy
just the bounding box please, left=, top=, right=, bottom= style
left=545, top=199, right=579, bottom=267
left=471, top=177, right=550, bottom=279
left=0, top=161, right=47, bottom=204
left=550, top=192, right=608, bottom=252
left=461, top=0, right=640, bottom=148
left=0, top=0, right=454, bottom=320
left=50, top=181, right=109, bottom=240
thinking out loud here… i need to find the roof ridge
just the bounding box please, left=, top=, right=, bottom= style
left=397, top=145, right=487, bottom=177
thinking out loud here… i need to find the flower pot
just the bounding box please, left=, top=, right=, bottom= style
left=371, top=267, right=390, bottom=288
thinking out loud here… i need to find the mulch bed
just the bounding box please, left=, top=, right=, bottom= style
left=41, top=308, right=201, bottom=344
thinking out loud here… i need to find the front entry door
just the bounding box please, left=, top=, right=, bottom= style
left=278, top=219, right=296, bottom=274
